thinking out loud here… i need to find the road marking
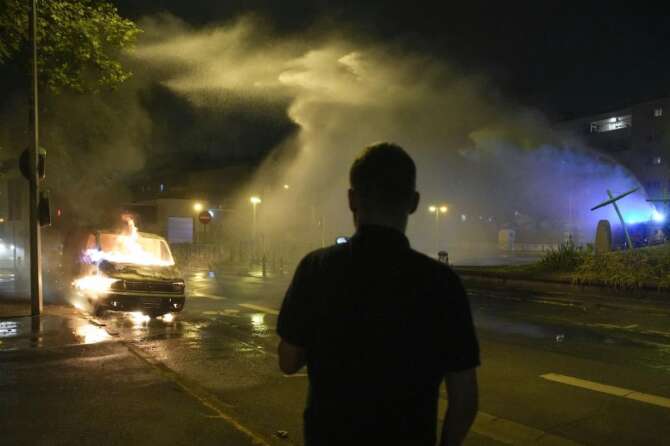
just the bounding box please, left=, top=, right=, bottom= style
left=641, top=329, right=670, bottom=338
left=190, top=292, right=226, bottom=300
left=438, top=398, right=581, bottom=445
left=284, top=373, right=308, bottom=378
left=534, top=299, right=582, bottom=308
left=239, top=303, right=279, bottom=316
left=589, top=322, right=639, bottom=330
left=541, top=373, right=670, bottom=409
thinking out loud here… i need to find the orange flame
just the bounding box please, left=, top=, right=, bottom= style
left=83, top=215, right=174, bottom=267
left=72, top=274, right=118, bottom=295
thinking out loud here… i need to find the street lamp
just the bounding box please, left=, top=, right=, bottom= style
left=193, top=202, right=203, bottom=212
left=428, top=204, right=448, bottom=255
left=250, top=196, right=261, bottom=240
left=250, top=196, right=262, bottom=261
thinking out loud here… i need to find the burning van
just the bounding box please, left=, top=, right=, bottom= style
left=71, top=216, right=185, bottom=317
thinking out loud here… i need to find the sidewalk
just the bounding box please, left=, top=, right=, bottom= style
left=0, top=306, right=259, bottom=446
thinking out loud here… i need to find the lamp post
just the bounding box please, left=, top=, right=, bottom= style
left=250, top=196, right=262, bottom=263
left=428, top=204, right=448, bottom=255
left=192, top=202, right=203, bottom=243
left=28, top=0, right=42, bottom=316
left=250, top=195, right=261, bottom=241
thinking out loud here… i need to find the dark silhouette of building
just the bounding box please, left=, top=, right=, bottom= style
left=557, top=98, right=670, bottom=212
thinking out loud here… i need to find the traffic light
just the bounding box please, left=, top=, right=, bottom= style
left=19, top=147, right=46, bottom=181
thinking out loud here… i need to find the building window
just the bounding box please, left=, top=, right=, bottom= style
left=589, top=114, right=632, bottom=133
left=654, top=107, right=663, bottom=117
left=652, top=156, right=662, bottom=166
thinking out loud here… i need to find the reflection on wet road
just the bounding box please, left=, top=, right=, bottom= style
left=82, top=268, right=670, bottom=381
left=4, top=268, right=668, bottom=445
left=0, top=307, right=113, bottom=350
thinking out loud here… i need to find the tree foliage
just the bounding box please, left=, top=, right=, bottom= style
left=0, top=0, right=140, bottom=93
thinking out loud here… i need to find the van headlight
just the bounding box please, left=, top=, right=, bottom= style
left=172, top=280, right=185, bottom=292
left=110, top=280, right=126, bottom=291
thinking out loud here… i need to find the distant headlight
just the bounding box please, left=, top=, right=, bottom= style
left=172, top=280, right=185, bottom=292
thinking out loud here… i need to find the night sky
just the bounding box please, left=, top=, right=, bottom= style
left=116, top=1, right=670, bottom=118
left=3, top=2, right=670, bottom=179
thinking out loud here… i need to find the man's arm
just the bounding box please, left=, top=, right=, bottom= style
left=440, top=368, right=478, bottom=446
left=277, top=254, right=314, bottom=375
left=278, top=339, right=306, bottom=375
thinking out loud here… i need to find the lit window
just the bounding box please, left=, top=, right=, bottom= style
left=652, top=156, right=662, bottom=165
left=654, top=107, right=663, bottom=117
left=589, top=115, right=632, bottom=133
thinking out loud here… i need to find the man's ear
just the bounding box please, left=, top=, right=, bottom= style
left=348, top=189, right=357, bottom=212
left=408, top=191, right=420, bottom=214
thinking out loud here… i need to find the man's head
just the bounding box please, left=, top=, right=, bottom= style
left=348, top=142, right=420, bottom=231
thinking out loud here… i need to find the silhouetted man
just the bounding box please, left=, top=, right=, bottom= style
left=278, top=143, right=480, bottom=445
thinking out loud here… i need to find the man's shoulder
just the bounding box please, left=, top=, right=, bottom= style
left=407, top=248, right=463, bottom=288
left=298, top=243, right=350, bottom=270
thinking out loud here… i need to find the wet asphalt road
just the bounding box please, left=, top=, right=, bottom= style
left=85, top=268, right=670, bottom=445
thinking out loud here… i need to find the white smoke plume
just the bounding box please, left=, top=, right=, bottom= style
left=133, top=15, right=653, bottom=262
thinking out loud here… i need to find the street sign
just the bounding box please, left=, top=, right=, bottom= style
left=198, top=210, right=212, bottom=224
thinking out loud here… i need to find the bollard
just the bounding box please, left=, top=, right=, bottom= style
left=262, top=255, right=267, bottom=278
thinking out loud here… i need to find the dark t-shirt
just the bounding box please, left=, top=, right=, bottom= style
left=277, top=225, right=480, bottom=446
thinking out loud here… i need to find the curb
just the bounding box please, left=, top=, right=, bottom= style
left=458, top=271, right=670, bottom=313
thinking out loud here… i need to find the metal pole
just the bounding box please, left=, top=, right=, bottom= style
left=251, top=202, right=257, bottom=261
left=252, top=203, right=257, bottom=240
left=608, top=190, right=633, bottom=250
left=28, top=0, right=43, bottom=315
left=320, top=215, right=325, bottom=248
left=434, top=211, right=439, bottom=255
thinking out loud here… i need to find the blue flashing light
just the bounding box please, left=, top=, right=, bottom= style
left=652, top=210, right=666, bottom=223
left=621, top=210, right=667, bottom=225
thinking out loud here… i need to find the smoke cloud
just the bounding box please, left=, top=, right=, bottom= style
left=132, top=14, right=654, bottom=262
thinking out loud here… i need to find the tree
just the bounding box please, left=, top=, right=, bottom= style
left=0, top=0, right=140, bottom=93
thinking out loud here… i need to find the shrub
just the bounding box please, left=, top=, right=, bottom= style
left=538, top=241, right=587, bottom=272
left=573, top=244, right=670, bottom=289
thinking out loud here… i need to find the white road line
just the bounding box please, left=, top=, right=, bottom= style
left=541, top=373, right=670, bottom=409
left=437, top=398, right=582, bottom=445
left=238, top=303, right=279, bottom=315
left=190, top=293, right=226, bottom=300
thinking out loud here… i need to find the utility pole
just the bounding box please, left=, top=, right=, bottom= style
left=28, top=0, right=43, bottom=315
